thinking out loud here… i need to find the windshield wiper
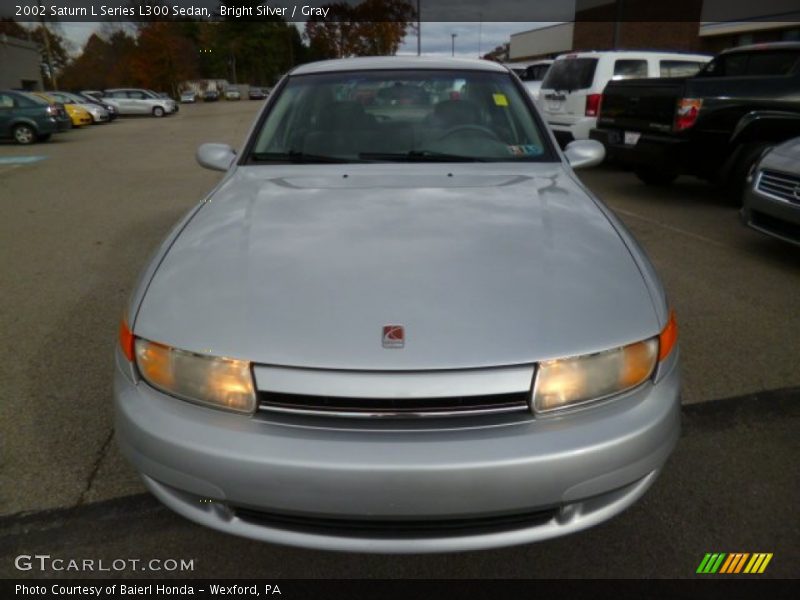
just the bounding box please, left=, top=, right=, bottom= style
left=251, top=150, right=360, bottom=164
left=358, top=150, right=486, bottom=162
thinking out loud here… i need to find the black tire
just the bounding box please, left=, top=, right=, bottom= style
left=725, top=142, right=772, bottom=206
left=37, top=133, right=51, bottom=142
left=12, top=123, right=37, bottom=145
left=634, top=168, right=678, bottom=186
left=152, top=106, right=165, bottom=118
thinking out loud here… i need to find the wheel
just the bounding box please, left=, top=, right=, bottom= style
left=152, top=106, right=165, bottom=118
left=37, top=133, right=51, bottom=142
left=634, top=168, right=678, bottom=186
left=12, top=124, right=36, bottom=145
left=725, top=142, right=772, bottom=206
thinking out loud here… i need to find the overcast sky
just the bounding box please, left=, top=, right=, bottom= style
left=57, top=21, right=555, bottom=59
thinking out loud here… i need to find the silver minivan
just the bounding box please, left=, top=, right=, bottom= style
left=104, top=88, right=177, bottom=117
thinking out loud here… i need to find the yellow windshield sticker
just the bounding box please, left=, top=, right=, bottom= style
left=493, top=93, right=509, bottom=107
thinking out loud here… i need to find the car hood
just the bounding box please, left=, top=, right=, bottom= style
left=768, top=137, right=800, bottom=160
left=135, top=164, right=660, bottom=370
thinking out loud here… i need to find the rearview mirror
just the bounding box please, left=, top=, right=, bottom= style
left=564, top=140, right=605, bottom=170
left=196, top=143, right=236, bottom=172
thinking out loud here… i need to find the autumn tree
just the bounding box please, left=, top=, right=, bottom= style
left=60, top=31, right=138, bottom=91
left=129, top=22, right=199, bottom=96
left=305, top=0, right=416, bottom=59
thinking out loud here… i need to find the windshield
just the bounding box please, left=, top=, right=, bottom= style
left=248, top=69, right=553, bottom=163
left=541, top=58, right=598, bottom=91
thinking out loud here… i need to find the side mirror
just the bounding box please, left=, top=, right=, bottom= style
left=564, top=139, right=605, bottom=170
left=196, top=143, right=236, bottom=172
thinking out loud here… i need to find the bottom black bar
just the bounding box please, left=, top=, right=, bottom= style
left=2, top=579, right=798, bottom=600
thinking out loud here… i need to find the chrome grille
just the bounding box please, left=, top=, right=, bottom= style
left=257, top=391, right=531, bottom=418
left=757, top=170, right=800, bottom=205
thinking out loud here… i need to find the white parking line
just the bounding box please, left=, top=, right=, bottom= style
left=613, top=207, right=729, bottom=249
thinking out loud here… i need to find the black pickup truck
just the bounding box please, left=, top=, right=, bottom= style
left=590, top=42, right=800, bottom=201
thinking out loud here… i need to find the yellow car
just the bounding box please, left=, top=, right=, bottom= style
left=32, top=92, right=93, bottom=127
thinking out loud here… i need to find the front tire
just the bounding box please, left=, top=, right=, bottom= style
left=635, top=168, right=678, bottom=186
left=726, top=142, right=772, bottom=206
left=12, top=124, right=36, bottom=145
left=152, top=106, right=165, bottom=118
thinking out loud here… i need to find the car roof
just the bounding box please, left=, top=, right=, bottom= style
left=291, top=56, right=509, bottom=76
left=554, top=50, right=712, bottom=60
left=720, top=41, right=800, bottom=54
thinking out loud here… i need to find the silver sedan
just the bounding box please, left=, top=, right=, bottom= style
left=742, top=137, right=800, bottom=246
left=114, top=57, right=680, bottom=553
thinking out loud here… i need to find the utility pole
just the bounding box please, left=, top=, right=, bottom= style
left=451, top=33, right=457, bottom=57
left=613, top=0, right=624, bottom=49
left=416, top=0, right=421, bottom=56
left=37, top=0, right=57, bottom=90
left=478, top=15, right=483, bottom=58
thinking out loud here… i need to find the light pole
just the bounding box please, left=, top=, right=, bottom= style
left=416, top=0, right=421, bottom=56
left=451, top=33, right=457, bottom=57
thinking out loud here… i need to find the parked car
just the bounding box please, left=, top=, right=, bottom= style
left=203, top=89, right=220, bottom=102
left=104, top=88, right=177, bottom=117
left=539, top=50, right=711, bottom=146
left=31, top=92, right=92, bottom=127
left=150, top=90, right=178, bottom=112
left=115, top=57, right=680, bottom=553
left=518, top=59, right=553, bottom=103
left=225, top=88, right=241, bottom=100
left=741, top=137, right=800, bottom=245
left=248, top=87, right=266, bottom=100
left=49, top=91, right=110, bottom=123
left=0, top=89, right=70, bottom=144
left=76, top=92, right=118, bottom=120
left=591, top=42, right=800, bottom=198
left=180, top=90, right=198, bottom=103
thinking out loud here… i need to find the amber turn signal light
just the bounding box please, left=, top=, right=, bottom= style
left=119, top=317, right=135, bottom=362
left=658, top=310, right=678, bottom=361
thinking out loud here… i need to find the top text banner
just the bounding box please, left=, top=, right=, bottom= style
left=5, top=0, right=800, bottom=22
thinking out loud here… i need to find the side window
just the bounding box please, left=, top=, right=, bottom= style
left=110, top=91, right=126, bottom=99
left=0, top=94, right=15, bottom=109
left=745, top=51, right=800, bottom=76
left=128, top=91, right=145, bottom=99
left=613, top=59, right=648, bottom=80
left=660, top=60, right=706, bottom=77
left=713, top=54, right=748, bottom=77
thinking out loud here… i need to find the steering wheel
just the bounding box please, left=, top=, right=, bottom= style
left=435, top=124, right=501, bottom=142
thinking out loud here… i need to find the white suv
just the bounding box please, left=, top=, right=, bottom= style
left=539, top=50, right=710, bottom=146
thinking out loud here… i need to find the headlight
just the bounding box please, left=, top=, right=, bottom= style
left=533, top=338, right=659, bottom=414
left=134, top=339, right=256, bottom=414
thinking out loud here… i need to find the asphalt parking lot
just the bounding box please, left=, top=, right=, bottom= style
left=1, top=101, right=798, bottom=578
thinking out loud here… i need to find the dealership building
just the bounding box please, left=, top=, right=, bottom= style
left=504, top=0, right=800, bottom=63
left=0, top=34, right=43, bottom=91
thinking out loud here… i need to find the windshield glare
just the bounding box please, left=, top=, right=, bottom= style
left=250, top=70, right=551, bottom=163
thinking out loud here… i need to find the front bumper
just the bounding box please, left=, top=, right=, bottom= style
left=590, top=128, right=688, bottom=171
left=741, top=184, right=800, bottom=246
left=545, top=116, right=596, bottom=146
left=114, top=353, right=681, bottom=553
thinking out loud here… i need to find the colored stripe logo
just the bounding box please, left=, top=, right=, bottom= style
left=696, top=553, right=773, bottom=574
